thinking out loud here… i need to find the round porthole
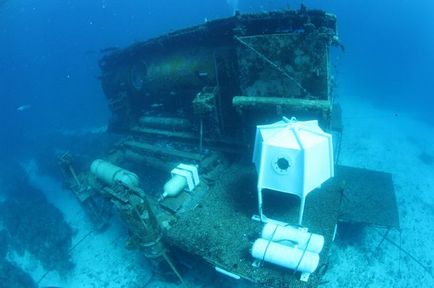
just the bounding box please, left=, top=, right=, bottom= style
left=129, top=61, right=147, bottom=91
left=272, top=155, right=292, bottom=174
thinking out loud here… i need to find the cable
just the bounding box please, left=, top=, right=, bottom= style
left=234, top=36, right=311, bottom=97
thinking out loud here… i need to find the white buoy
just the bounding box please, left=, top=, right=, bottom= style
left=162, top=174, right=188, bottom=199
left=251, top=238, right=319, bottom=273
left=159, top=163, right=200, bottom=201
left=261, top=223, right=324, bottom=254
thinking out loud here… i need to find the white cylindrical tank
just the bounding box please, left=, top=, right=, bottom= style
left=90, top=159, right=139, bottom=189
left=251, top=238, right=319, bottom=273
left=162, top=175, right=187, bottom=199
left=262, top=223, right=324, bottom=254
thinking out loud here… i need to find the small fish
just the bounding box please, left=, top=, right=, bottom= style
left=16, top=104, right=31, bottom=112
left=150, top=103, right=163, bottom=108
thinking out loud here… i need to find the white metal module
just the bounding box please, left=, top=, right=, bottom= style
left=253, top=117, right=334, bottom=224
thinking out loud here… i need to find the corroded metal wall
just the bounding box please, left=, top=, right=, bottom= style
left=99, top=8, right=338, bottom=148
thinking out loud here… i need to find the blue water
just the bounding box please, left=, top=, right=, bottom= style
left=1, top=0, right=434, bottom=287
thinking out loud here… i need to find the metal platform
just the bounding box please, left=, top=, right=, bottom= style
left=336, top=166, right=399, bottom=229
left=163, top=164, right=399, bottom=287
left=165, top=162, right=341, bottom=288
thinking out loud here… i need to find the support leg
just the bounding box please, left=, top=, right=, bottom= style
left=258, top=188, right=264, bottom=222
left=298, top=197, right=306, bottom=226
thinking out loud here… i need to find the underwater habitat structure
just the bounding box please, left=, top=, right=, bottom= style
left=60, top=7, right=400, bottom=288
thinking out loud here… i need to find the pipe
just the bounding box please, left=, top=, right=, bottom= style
left=90, top=159, right=139, bottom=189
left=251, top=238, right=319, bottom=273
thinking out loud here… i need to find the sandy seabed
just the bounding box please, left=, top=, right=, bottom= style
left=3, top=92, right=434, bottom=288
left=321, top=93, right=434, bottom=288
